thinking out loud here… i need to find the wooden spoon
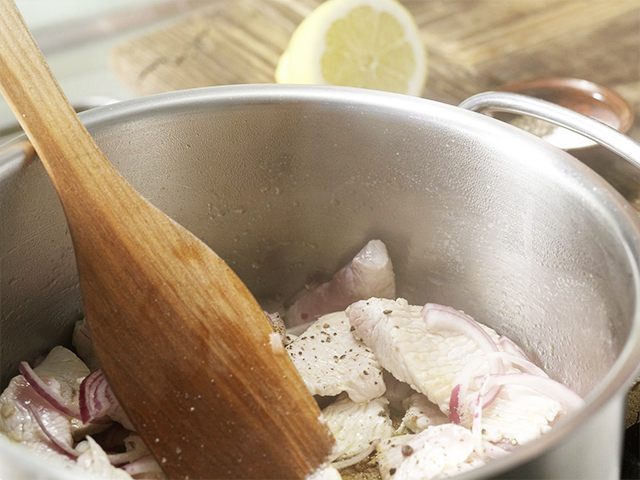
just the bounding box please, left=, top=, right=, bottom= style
left=0, top=2, right=334, bottom=478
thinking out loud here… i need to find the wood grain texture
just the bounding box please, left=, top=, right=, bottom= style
left=110, top=0, right=640, bottom=141
left=0, top=1, right=333, bottom=478
left=111, top=1, right=313, bottom=93
left=415, top=1, right=639, bottom=66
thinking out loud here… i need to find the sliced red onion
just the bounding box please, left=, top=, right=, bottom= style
left=451, top=354, right=492, bottom=422
left=481, top=373, right=584, bottom=412
left=471, top=380, right=487, bottom=456
left=26, top=404, right=79, bottom=458
left=488, top=373, right=584, bottom=411
left=479, top=384, right=500, bottom=410
left=466, top=372, right=583, bottom=459
left=498, top=335, right=531, bottom=361
left=19, top=361, right=81, bottom=419
left=422, top=304, right=501, bottom=350
left=423, top=305, right=506, bottom=422
left=79, top=369, right=121, bottom=424
left=450, top=351, right=549, bottom=423
left=121, top=454, right=163, bottom=476
left=482, top=440, right=510, bottom=459
left=449, top=384, right=462, bottom=423
left=107, top=434, right=149, bottom=466
left=495, top=351, right=548, bottom=378
left=422, top=304, right=504, bottom=374
left=459, top=352, right=548, bottom=397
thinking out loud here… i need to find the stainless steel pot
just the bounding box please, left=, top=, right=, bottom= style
left=1, top=85, right=640, bottom=479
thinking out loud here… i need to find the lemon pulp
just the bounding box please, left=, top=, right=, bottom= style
left=322, top=6, right=416, bottom=93
left=276, top=0, right=427, bottom=96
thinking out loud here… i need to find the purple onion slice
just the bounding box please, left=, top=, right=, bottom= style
left=19, top=361, right=81, bottom=419
left=26, top=404, right=79, bottom=457
left=79, top=369, right=120, bottom=424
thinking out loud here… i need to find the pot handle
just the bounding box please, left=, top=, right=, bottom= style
left=459, top=92, right=640, bottom=170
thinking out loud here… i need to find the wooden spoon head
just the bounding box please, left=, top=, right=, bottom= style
left=0, top=2, right=333, bottom=475
left=75, top=195, right=334, bottom=479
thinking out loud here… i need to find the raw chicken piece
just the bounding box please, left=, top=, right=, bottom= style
left=0, top=346, right=90, bottom=457
left=397, top=394, right=448, bottom=435
left=30, top=346, right=90, bottom=404
left=121, top=454, right=165, bottom=479
left=309, top=465, right=343, bottom=480
left=323, top=396, right=395, bottom=460
left=106, top=434, right=150, bottom=466
left=286, top=312, right=385, bottom=403
left=376, top=424, right=483, bottom=480
left=264, top=311, right=288, bottom=344
left=0, top=347, right=139, bottom=478
left=347, top=298, right=501, bottom=411
left=75, top=436, right=133, bottom=479
left=348, top=298, right=579, bottom=451
left=466, top=383, right=563, bottom=446
left=0, top=384, right=75, bottom=468
left=382, top=371, right=416, bottom=416
left=1, top=244, right=577, bottom=480
left=288, top=240, right=396, bottom=326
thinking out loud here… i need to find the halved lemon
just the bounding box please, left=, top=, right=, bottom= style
left=275, top=0, right=427, bottom=96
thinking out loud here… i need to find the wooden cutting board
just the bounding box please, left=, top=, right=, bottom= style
left=110, top=0, right=640, bottom=138
left=111, top=0, right=640, bottom=428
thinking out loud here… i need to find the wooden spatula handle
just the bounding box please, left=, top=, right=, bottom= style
left=0, top=1, right=335, bottom=478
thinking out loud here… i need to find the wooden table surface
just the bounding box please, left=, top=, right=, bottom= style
left=111, top=0, right=640, bottom=428
left=111, top=0, right=640, bottom=139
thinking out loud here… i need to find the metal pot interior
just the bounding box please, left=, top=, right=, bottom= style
left=1, top=85, right=639, bottom=478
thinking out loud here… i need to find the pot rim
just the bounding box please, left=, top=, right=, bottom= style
left=2, top=84, right=640, bottom=479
